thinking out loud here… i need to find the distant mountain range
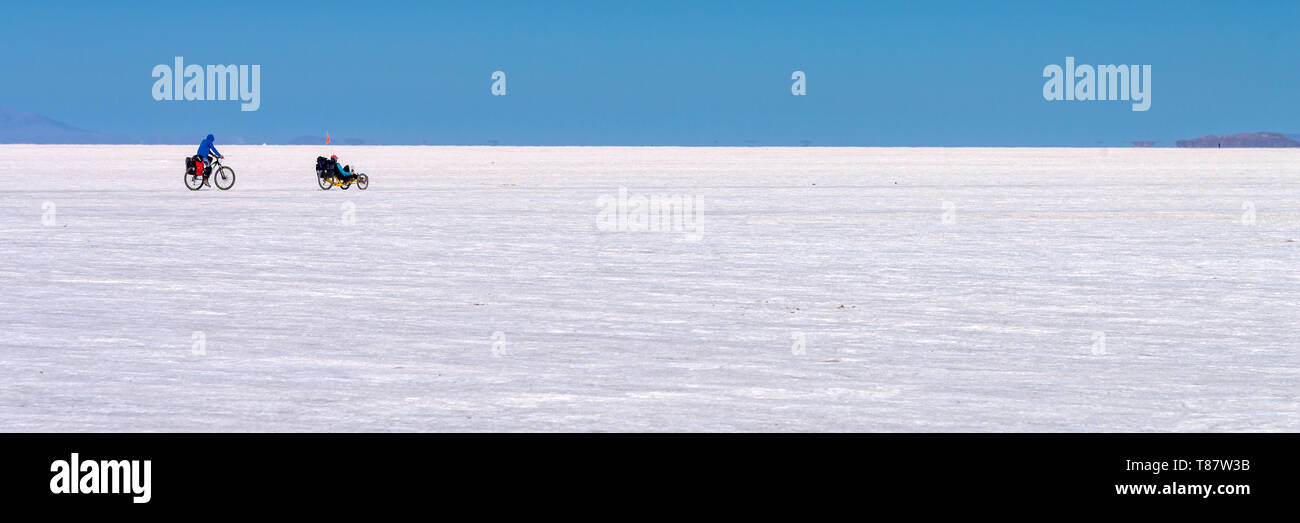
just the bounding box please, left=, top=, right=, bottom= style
left=1174, top=132, right=1300, bottom=148
left=0, top=107, right=127, bottom=144
left=2, top=106, right=1298, bottom=147
left=0, top=107, right=353, bottom=145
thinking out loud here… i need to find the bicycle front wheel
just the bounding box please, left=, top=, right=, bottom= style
left=215, top=166, right=236, bottom=190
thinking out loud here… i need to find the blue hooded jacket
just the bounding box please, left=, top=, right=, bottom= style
left=197, top=134, right=221, bottom=158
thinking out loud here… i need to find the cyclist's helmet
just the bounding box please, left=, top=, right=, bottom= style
left=330, top=155, right=338, bottom=160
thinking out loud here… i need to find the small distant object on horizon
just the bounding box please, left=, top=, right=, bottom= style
left=1130, top=140, right=1157, bottom=148
left=288, top=135, right=365, bottom=146
left=1175, top=132, right=1300, bottom=148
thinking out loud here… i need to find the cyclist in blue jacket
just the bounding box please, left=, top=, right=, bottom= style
left=195, top=134, right=223, bottom=187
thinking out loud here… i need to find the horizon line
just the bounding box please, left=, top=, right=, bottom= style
left=3, top=143, right=1295, bottom=149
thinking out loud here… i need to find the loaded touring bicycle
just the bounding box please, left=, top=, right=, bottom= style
left=184, top=155, right=235, bottom=190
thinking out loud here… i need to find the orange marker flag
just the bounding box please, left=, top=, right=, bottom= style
left=325, top=132, right=331, bottom=145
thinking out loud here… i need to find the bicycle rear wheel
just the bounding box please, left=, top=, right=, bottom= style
left=184, top=172, right=203, bottom=191
left=215, top=166, right=236, bottom=190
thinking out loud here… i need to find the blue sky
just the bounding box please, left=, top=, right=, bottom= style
left=3, top=0, right=1298, bottom=145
